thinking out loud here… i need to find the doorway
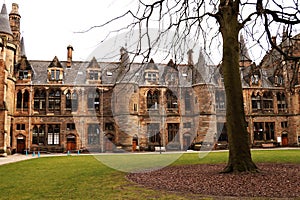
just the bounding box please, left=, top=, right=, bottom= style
left=67, top=134, right=76, bottom=151
left=281, top=133, right=288, bottom=147
left=132, top=135, right=138, bottom=151
left=17, top=135, right=26, bottom=153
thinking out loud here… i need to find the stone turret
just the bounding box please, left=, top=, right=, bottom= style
left=9, top=3, right=21, bottom=59
left=0, top=4, right=13, bottom=36
left=239, top=34, right=252, bottom=67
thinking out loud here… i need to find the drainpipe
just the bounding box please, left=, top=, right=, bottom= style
left=28, top=82, right=32, bottom=151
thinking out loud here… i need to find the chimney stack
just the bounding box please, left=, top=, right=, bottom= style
left=67, top=45, right=73, bottom=68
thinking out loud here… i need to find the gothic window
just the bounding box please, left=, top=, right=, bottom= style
left=251, top=93, right=261, bottom=111
left=263, top=91, right=273, bottom=111
left=16, top=90, right=22, bottom=110
left=215, top=91, right=225, bottom=110
left=184, top=90, right=191, bottom=111
left=32, top=125, right=45, bottom=145
left=87, top=90, right=100, bottom=110
left=23, top=90, right=29, bottom=110
left=66, top=91, right=72, bottom=110
left=147, top=90, right=159, bottom=110
left=88, top=124, right=100, bottom=145
left=34, top=89, right=46, bottom=111
left=166, top=90, right=178, bottom=109
left=253, top=122, right=264, bottom=140
left=72, top=92, right=78, bottom=111
left=147, top=123, right=160, bottom=143
left=265, top=122, right=275, bottom=140
left=49, top=89, right=61, bottom=112
left=47, top=124, right=60, bottom=145
left=277, top=92, right=287, bottom=112
left=167, top=123, right=179, bottom=142
left=66, top=91, right=78, bottom=111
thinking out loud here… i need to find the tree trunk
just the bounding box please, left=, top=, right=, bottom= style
left=217, top=3, right=258, bottom=173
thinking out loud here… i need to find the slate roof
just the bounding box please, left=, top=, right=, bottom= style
left=0, top=4, right=13, bottom=35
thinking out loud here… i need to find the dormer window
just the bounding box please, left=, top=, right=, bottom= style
left=48, top=56, right=64, bottom=83
left=106, top=71, right=113, bottom=77
left=251, top=74, right=259, bottom=85
left=19, top=70, right=28, bottom=79
left=274, top=75, right=284, bottom=86
left=51, top=70, right=60, bottom=81
left=89, top=70, right=99, bottom=80
left=147, top=72, right=157, bottom=81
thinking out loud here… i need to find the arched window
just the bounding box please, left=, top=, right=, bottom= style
left=277, top=92, right=287, bottom=112
left=167, top=123, right=179, bottom=142
left=88, top=124, right=100, bottom=145
left=72, top=92, right=78, bottom=111
left=49, top=89, right=61, bottom=112
left=147, top=90, right=159, bottom=110
left=215, top=90, right=225, bottom=110
left=251, top=93, right=261, bottom=111
left=184, top=90, right=191, bottom=111
left=166, top=90, right=178, bottom=109
left=16, top=90, right=22, bottom=110
left=34, top=89, right=46, bottom=111
left=66, top=91, right=72, bottom=110
left=23, top=90, right=29, bottom=110
left=87, top=89, right=100, bottom=110
left=263, top=91, right=273, bottom=111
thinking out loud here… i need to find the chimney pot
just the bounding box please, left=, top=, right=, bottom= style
left=67, top=45, right=73, bottom=68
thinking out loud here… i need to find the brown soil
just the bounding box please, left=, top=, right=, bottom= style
left=126, top=163, right=300, bottom=199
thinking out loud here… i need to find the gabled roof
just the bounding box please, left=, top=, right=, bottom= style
left=48, top=56, right=63, bottom=68
left=15, top=56, right=32, bottom=71
left=87, top=57, right=100, bottom=69
left=145, top=58, right=158, bottom=71
left=239, top=34, right=251, bottom=62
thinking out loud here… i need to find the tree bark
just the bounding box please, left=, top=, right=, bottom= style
left=217, top=2, right=258, bottom=173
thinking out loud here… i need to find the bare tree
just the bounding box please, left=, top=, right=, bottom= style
left=83, top=0, right=300, bottom=173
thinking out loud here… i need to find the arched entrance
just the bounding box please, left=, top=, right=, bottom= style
left=132, top=135, right=138, bottom=151
left=66, top=134, right=76, bottom=151
left=104, top=133, right=114, bottom=152
left=16, top=134, right=26, bottom=153
left=183, top=133, right=192, bottom=150
left=281, top=132, right=288, bottom=147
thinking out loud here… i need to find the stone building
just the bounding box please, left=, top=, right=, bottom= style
left=0, top=3, right=299, bottom=154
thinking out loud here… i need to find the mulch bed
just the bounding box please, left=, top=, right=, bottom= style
left=126, top=163, right=300, bottom=198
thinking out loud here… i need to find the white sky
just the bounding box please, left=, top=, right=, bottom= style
left=5, top=0, right=137, bottom=62
left=4, top=0, right=300, bottom=64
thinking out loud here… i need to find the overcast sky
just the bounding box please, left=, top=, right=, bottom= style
left=5, top=1, right=300, bottom=64
left=5, top=0, right=138, bottom=62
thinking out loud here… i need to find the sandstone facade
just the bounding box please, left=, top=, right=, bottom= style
left=0, top=3, right=299, bottom=154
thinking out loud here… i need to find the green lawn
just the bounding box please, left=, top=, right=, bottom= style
left=0, top=149, right=299, bottom=200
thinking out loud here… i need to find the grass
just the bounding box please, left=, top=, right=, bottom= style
left=0, top=149, right=299, bottom=200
